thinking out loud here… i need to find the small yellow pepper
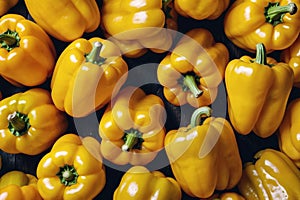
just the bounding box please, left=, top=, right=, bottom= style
left=200, top=192, right=245, bottom=200
left=174, top=0, right=230, bottom=20
left=51, top=37, right=128, bottom=117
left=0, top=0, right=18, bottom=16
left=238, top=148, right=300, bottom=199
left=99, top=86, right=166, bottom=166
left=278, top=98, right=300, bottom=168
left=0, top=88, right=68, bottom=155
left=113, top=166, right=182, bottom=200
left=157, top=28, right=229, bottom=108
left=165, top=106, right=242, bottom=198
left=224, top=0, right=300, bottom=53
left=24, top=0, right=101, bottom=42
left=36, top=134, right=106, bottom=200
left=0, top=14, right=56, bottom=87
left=0, top=170, right=42, bottom=200
left=225, top=43, right=293, bottom=137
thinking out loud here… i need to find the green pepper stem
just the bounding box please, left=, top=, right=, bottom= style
left=56, top=165, right=78, bottom=186
left=190, top=106, right=212, bottom=128
left=122, top=129, right=144, bottom=152
left=265, top=2, right=297, bottom=26
left=7, top=111, right=30, bottom=137
left=184, top=74, right=203, bottom=98
left=162, top=0, right=172, bottom=9
left=254, top=43, right=267, bottom=65
left=85, top=41, right=107, bottom=65
left=0, top=29, right=20, bottom=51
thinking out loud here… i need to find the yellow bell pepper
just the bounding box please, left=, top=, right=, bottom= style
left=0, top=170, right=42, bottom=200
left=0, top=88, right=68, bottom=155
left=225, top=43, right=293, bottom=137
left=24, top=0, right=101, bottom=42
left=174, top=0, right=230, bottom=20
left=165, top=106, right=242, bottom=198
left=281, top=35, right=300, bottom=87
left=51, top=37, right=128, bottom=118
left=0, top=14, right=56, bottom=87
left=200, top=192, right=245, bottom=200
left=113, top=166, right=182, bottom=200
left=0, top=0, right=18, bottom=16
left=278, top=98, right=300, bottom=168
left=238, top=148, right=300, bottom=199
left=101, top=0, right=175, bottom=57
left=157, top=28, right=229, bottom=108
left=99, top=86, right=166, bottom=166
left=224, top=0, right=300, bottom=53
left=36, top=134, right=106, bottom=200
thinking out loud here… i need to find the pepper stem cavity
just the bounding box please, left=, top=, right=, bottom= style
left=56, top=165, right=79, bottom=186
left=190, top=106, right=212, bottom=128
left=85, top=41, right=107, bottom=65
left=7, top=111, right=31, bottom=137
left=122, top=129, right=144, bottom=152
left=183, top=74, right=203, bottom=98
left=0, top=29, right=20, bottom=51
left=265, top=2, right=297, bottom=26
left=254, top=43, right=267, bottom=65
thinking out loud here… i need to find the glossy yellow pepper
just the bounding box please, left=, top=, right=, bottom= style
left=224, top=0, right=300, bottom=53
left=281, top=35, right=300, bottom=87
left=238, top=148, right=300, bottom=199
left=99, top=86, right=166, bottom=166
left=36, top=134, right=106, bottom=200
left=225, top=43, right=293, bottom=137
left=200, top=192, right=245, bottom=200
left=0, top=88, right=68, bottom=155
left=101, top=0, right=175, bottom=57
left=113, top=166, right=182, bottom=200
left=165, top=106, right=242, bottom=198
left=157, top=28, right=229, bottom=108
left=0, top=170, right=42, bottom=200
left=24, top=0, right=101, bottom=42
left=278, top=98, right=300, bottom=168
left=174, top=0, right=230, bottom=20
left=0, top=14, right=56, bottom=87
left=51, top=37, right=128, bottom=118
left=0, top=0, right=18, bottom=16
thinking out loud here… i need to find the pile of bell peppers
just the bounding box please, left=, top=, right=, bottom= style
left=0, top=0, right=300, bottom=200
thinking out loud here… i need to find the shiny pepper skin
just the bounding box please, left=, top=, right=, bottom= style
left=113, top=166, right=182, bottom=200
left=0, top=14, right=56, bottom=87
left=36, top=134, right=106, bottom=200
left=225, top=43, right=293, bottom=137
left=51, top=37, right=128, bottom=118
left=165, top=107, right=242, bottom=198
left=0, top=88, right=68, bottom=155
left=224, top=0, right=300, bottom=53
left=174, top=0, right=230, bottom=20
left=278, top=98, right=300, bottom=168
left=24, top=0, right=101, bottom=42
left=99, top=86, right=166, bottom=166
left=0, top=171, right=42, bottom=200
left=0, top=0, right=18, bottom=16
left=157, top=28, right=229, bottom=108
left=200, top=192, right=245, bottom=200
left=238, top=148, right=300, bottom=200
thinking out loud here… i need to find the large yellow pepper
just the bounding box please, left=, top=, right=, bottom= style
left=224, top=0, right=300, bottom=53
left=165, top=106, right=242, bottom=198
left=101, top=0, right=175, bottom=57
left=174, top=0, right=230, bottom=20
left=278, top=98, right=300, bottom=168
left=0, top=88, right=68, bottom=155
left=0, top=0, right=18, bottom=16
left=0, top=170, right=42, bottom=200
left=24, top=0, right=101, bottom=42
left=51, top=37, right=128, bottom=118
left=225, top=43, right=293, bottom=137
left=113, top=166, right=182, bottom=200
left=157, top=28, right=229, bottom=108
left=36, top=134, right=106, bottom=200
left=99, top=86, right=166, bottom=166
left=0, top=14, right=56, bottom=87
left=281, top=35, right=300, bottom=87
left=238, top=148, right=300, bottom=199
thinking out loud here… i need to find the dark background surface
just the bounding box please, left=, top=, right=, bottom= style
left=1, top=0, right=299, bottom=199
